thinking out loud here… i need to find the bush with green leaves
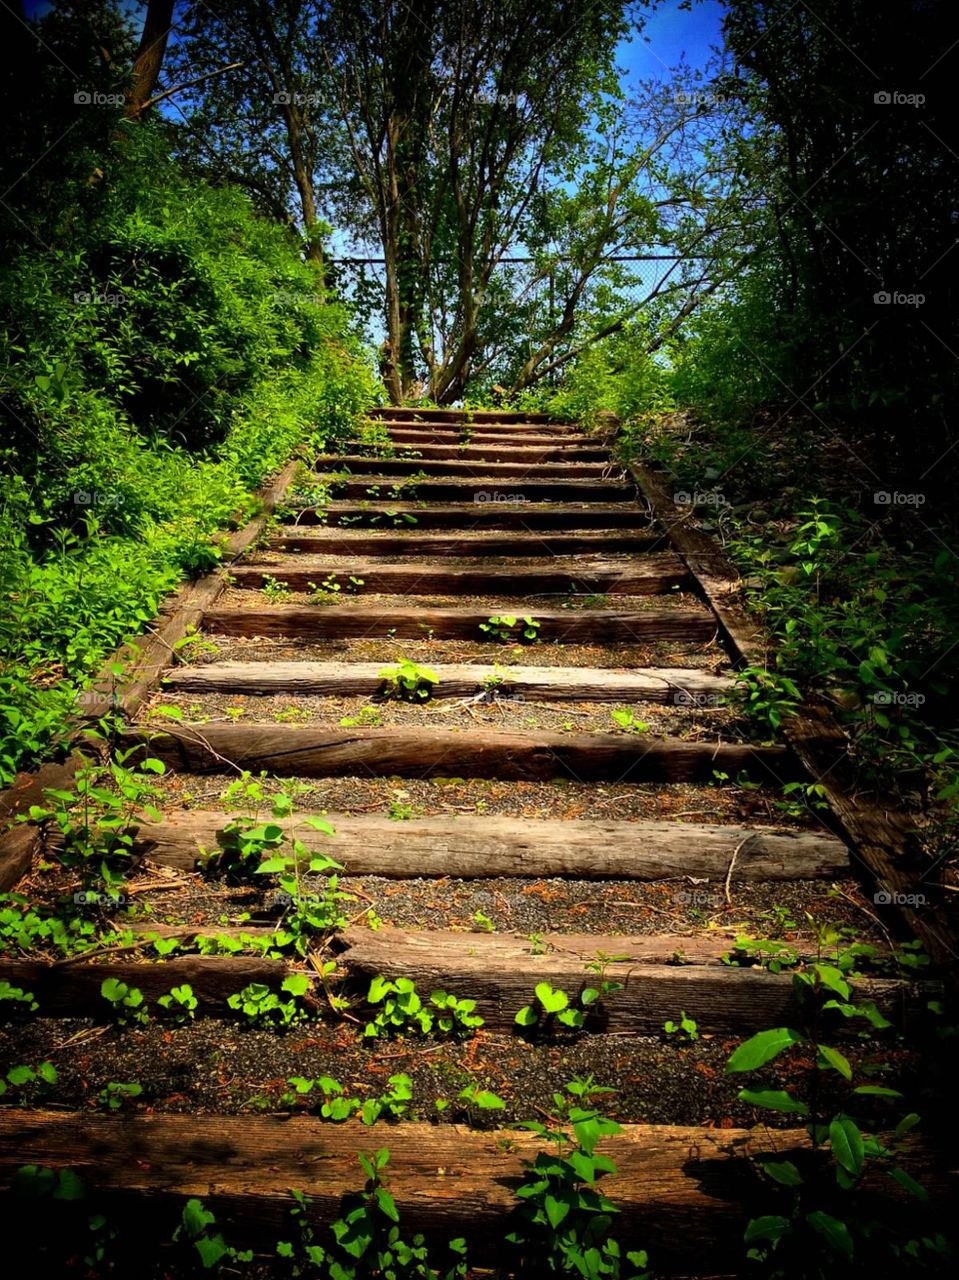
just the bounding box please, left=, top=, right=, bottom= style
left=0, top=121, right=374, bottom=786
left=378, top=658, right=440, bottom=702
left=725, top=952, right=947, bottom=1275
left=507, top=1078, right=651, bottom=1278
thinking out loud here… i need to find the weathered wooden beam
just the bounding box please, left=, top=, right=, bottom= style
left=228, top=552, right=690, bottom=596
left=121, top=724, right=790, bottom=784
left=164, top=660, right=731, bottom=702
left=320, top=476, right=636, bottom=503
left=288, top=501, right=650, bottom=530
left=269, top=530, right=666, bottom=556
left=200, top=604, right=717, bottom=643
left=135, top=811, right=849, bottom=879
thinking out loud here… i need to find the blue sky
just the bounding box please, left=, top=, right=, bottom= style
left=621, top=0, right=725, bottom=84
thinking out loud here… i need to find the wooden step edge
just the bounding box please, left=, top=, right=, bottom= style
left=120, top=724, right=791, bottom=784
left=163, top=661, right=732, bottom=702
left=267, top=531, right=668, bottom=555
left=199, top=604, right=718, bottom=642
left=133, top=812, right=850, bottom=880
left=4, top=1112, right=945, bottom=1272
left=0, top=950, right=927, bottom=1032
left=226, top=557, right=691, bottom=596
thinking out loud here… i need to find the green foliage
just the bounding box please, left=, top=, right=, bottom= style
left=479, top=615, right=541, bottom=644
left=508, top=1079, right=651, bottom=1278
left=96, top=1082, right=143, bottom=1112
left=100, top=977, right=148, bottom=1026
left=609, top=708, right=650, bottom=734
left=0, top=121, right=373, bottom=785
left=663, top=1011, right=699, bottom=1042
left=363, top=977, right=484, bottom=1040
left=227, top=975, right=313, bottom=1029
left=378, top=658, right=440, bottom=702
left=725, top=945, right=944, bottom=1275
left=0, top=1061, right=57, bottom=1102
left=157, top=984, right=198, bottom=1023
left=26, top=737, right=164, bottom=893
left=174, top=1197, right=253, bottom=1270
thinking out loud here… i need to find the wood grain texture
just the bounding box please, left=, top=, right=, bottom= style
left=347, top=441, right=611, bottom=462
left=316, top=453, right=614, bottom=478
left=0, top=1113, right=945, bottom=1269
left=200, top=604, right=717, bottom=642
left=135, top=811, right=849, bottom=879
left=289, top=501, right=651, bottom=529
left=336, top=926, right=922, bottom=1031
left=0, top=955, right=287, bottom=1015
left=269, top=530, right=665, bottom=556
left=228, top=552, right=690, bottom=596
left=164, top=660, right=731, bottom=702
left=122, top=724, right=790, bottom=783
left=321, top=475, right=636, bottom=502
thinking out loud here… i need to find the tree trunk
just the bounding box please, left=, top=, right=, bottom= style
left=126, top=0, right=174, bottom=119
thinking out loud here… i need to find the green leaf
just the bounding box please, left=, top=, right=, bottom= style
left=744, top=1215, right=790, bottom=1244
left=817, top=1045, right=852, bottom=1080
left=888, top=1166, right=928, bottom=1201
left=761, top=1160, right=803, bottom=1187
left=375, top=1187, right=399, bottom=1222
left=535, top=982, right=568, bottom=1013
left=514, top=1005, right=538, bottom=1026
left=738, top=1089, right=809, bottom=1115
left=806, top=1210, right=854, bottom=1259
left=726, top=1027, right=802, bottom=1072
left=829, top=1116, right=865, bottom=1176
left=544, top=1193, right=571, bottom=1228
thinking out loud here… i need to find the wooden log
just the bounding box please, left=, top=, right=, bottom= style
left=0, top=756, right=81, bottom=890
left=321, top=476, right=635, bottom=503
left=336, top=926, right=921, bottom=1031
left=347, top=441, right=610, bottom=462
left=201, top=604, right=718, bottom=643
left=366, top=407, right=557, bottom=423
left=164, top=660, right=732, bottom=703
left=269, top=530, right=666, bottom=556
left=228, top=552, right=690, bottom=597
left=315, top=454, right=613, bottom=478
left=290, top=502, right=651, bottom=530
left=134, top=811, right=851, bottom=879
left=121, top=724, right=790, bottom=784
left=384, top=426, right=589, bottom=446
left=5, top=1113, right=944, bottom=1271
left=0, top=955, right=288, bottom=1016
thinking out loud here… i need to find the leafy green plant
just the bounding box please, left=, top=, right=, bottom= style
left=378, top=658, right=440, bottom=702
left=157, top=983, right=198, bottom=1023
left=663, top=1011, right=699, bottom=1042
left=174, top=1198, right=253, bottom=1270
left=507, top=1078, right=651, bottom=1278
left=479, top=614, right=541, bottom=644
left=725, top=952, right=937, bottom=1273
left=339, top=704, right=383, bottom=727
left=26, top=740, right=165, bottom=894
left=363, top=977, right=484, bottom=1040
left=97, top=1082, right=143, bottom=1112
left=388, top=796, right=416, bottom=821
left=515, top=982, right=585, bottom=1033
left=227, top=974, right=313, bottom=1028
left=100, top=977, right=148, bottom=1026
left=0, top=1061, right=57, bottom=1101
left=261, top=574, right=292, bottom=603
left=609, top=708, right=650, bottom=734
left=0, top=980, right=39, bottom=1016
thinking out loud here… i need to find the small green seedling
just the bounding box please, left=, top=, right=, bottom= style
left=378, top=658, right=440, bottom=702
